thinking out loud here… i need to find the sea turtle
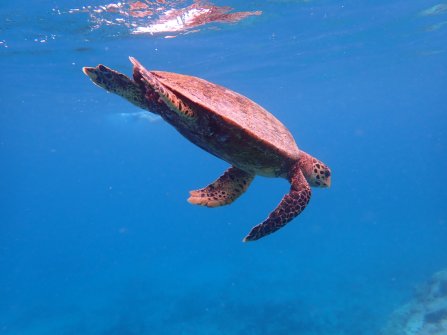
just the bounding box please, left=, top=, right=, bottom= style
left=83, top=57, right=331, bottom=242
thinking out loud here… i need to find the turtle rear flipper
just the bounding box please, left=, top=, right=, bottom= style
left=243, top=166, right=311, bottom=242
left=188, top=166, right=254, bottom=207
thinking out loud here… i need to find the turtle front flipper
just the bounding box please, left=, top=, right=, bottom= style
left=188, top=166, right=254, bottom=208
left=130, top=57, right=196, bottom=120
left=243, top=166, right=311, bottom=242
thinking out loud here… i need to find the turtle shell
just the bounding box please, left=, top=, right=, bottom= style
left=149, top=70, right=300, bottom=161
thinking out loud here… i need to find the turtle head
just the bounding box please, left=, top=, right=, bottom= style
left=299, top=151, right=331, bottom=188
left=83, top=64, right=131, bottom=94
left=83, top=63, right=148, bottom=110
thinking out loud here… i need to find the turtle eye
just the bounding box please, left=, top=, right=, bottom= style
left=98, top=65, right=107, bottom=72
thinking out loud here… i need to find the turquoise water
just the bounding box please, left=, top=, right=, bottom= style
left=1, top=1, right=446, bottom=334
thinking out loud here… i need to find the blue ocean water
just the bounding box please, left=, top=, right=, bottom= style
left=1, top=0, right=446, bottom=334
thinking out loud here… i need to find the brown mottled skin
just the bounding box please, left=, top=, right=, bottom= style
left=83, top=57, right=331, bottom=242
left=188, top=166, right=254, bottom=207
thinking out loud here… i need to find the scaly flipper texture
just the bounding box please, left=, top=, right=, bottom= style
left=243, top=166, right=311, bottom=242
left=130, top=57, right=196, bottom=119
left=188, top=167, right=254, bottom=207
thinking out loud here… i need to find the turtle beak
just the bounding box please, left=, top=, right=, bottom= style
left=82, top=66, right=105, bottom=89
left=82, top=66, right=97, bottom=80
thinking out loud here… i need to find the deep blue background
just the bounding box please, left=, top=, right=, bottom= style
left=1, top=1, right=446, bottom=334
